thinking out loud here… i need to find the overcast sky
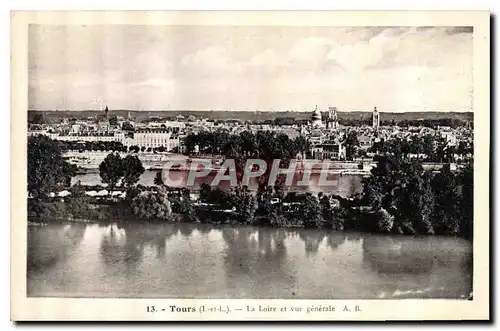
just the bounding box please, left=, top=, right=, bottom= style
left=28, top=25, right=473, bottom=112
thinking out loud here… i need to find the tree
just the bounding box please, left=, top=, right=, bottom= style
left=99, top=152, right=124, bottom=194
left=362, top=155, right=436, bottom=235
left=66, top=181, right=91, bottom=217
left=31, top=113, right=45, bottom=124
left=122, top=154, right=145, bottom=188
left=409, top=136, right=424, bottom=156
left=458, top=161, right=473, bottom=239
left=131, top=190, right=172, bottom=221
left=320, top=195, right=343, bottom=231
left=109, top=115, right=118, bottom=126
left=199, top=183, right=212, bottom=201
left=122, top=121, right=134, bottom=131
left=268, top=204, right=293, bottom=227
left=129, top=145, right=140, bottom=153
left=233, top=185, right=258, bottom=224
left=431, top=164, right=460, bottom=235
left=184, top=133, right=198, bottom=154
left=239, top=131, right=257, bottom=155
left=154, top=170, right=164, bottom=186
left=422, top=134, right=436, bottom=161
left=434, top=136, right=449, bottom=163
left=204, top=187, right=235, bottom=210
left=300, top=194, right=324, bottom=228
left=344, top=131, right=360, bottom=160
left=179, top=189, right=198, bottom=222
left=28, top=135, right=76, bottom=198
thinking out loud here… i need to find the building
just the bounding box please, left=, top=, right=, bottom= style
left=372, top=106, right=380, bottom=130
left=95, top=105, right=111, bottom=131
left=358, top=134, right=374, bottom=150
left=310, top=140, right=346, bottom=160
left=311, top=105, right=324, bottom=128
left=308, top=129, right=324, bottom=145
left=327, top=107, right=339, bottom=130
left=28, top=125, right=59, bottom=140
left=147, top=121, right=186, bottom=130
left=125, top=129, right=179, bottom=151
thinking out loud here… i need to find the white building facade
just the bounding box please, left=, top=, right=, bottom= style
left=125, top=129, right=180, bottom=150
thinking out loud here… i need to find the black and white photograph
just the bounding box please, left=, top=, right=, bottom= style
left=11, top=10, right=489, bottom=321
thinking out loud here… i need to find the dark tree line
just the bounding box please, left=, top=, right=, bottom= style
left=360, top=154, right=473, bottom=239
left=337, top=118, right=470, bottom=128
left=184, top=130, right=309, bottom=157
left=387, top=118, right=471, bottom=128
left=57, top=140, right=174, bottom=154
left=58, top=140, right=128, bottom=153
left=184, top=130, right=310, bottom=193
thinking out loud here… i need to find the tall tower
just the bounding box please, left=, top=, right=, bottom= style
left=328, top=106, right=338, bottom=129
left=372, top=106, right=380, bottom=130
left=105, top=106, right=109, bottom=121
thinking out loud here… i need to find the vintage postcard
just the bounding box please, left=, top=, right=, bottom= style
left=11, top=10, right=490, bottom=321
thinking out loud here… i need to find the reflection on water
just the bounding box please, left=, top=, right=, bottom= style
left=222, top=227, right=293, bottom=298
left=361, top=236, right=473, bottom=298
left=27, top=224, right=86, bottom=272
left=27, top=222, right=472, bottom=299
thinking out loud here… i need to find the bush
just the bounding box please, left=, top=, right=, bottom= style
left=375, top=208, right=395, bottom=233
left=131, top=190, right=173, bottom=221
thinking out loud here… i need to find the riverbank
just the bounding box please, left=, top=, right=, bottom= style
left=27, top=196, right=473, bottom=240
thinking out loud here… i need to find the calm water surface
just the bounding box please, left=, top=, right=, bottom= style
left=27, top=222, right=472, bottom=299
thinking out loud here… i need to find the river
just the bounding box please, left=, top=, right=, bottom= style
left=27, top=222, right=472, bottom=299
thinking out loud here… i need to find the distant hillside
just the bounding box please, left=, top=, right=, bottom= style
left=28, top=109, right=473, bottom=124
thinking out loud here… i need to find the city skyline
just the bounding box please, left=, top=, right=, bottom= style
left=29, top=25, right=473, bottom=112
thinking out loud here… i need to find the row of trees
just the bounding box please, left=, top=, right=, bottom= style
left=183, top=130, right=310, bottom=158
left=98, top=153, right=145, bottom=193
left=184, top=130, right=310, bottom=194
left=59, top=140, right=128, bottom=153
left=384, top=118, right=471, bottom=128
left=138, top=178, right=350, bottom=230
left=59, top=140, right=173, bottom=154
left=339, top=118, right=470, bottom=128
left=360, top=155, right=473, bottom=238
